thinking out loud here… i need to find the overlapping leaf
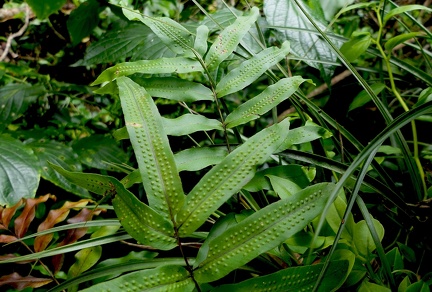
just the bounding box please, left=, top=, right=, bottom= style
left=117, top=77, right=185, bottom=220
left=193, top=183, right=335, bottom=283
left=212, top=259, right=349, bottom=291
left=50, top=164, right=177, bottom=250
left=176, top=119, right=290, bottom=236
left=216, top=41, right=290, bottom=97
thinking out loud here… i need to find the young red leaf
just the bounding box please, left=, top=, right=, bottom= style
left=34, top=199, right=91, bottom=252
left=0, top=272, right=52, bottom=290
left=0, top=234, right=18, bottom=243
left=1, top=199, right=24, bottom=230
left=14, top=194, right=54, bottom=238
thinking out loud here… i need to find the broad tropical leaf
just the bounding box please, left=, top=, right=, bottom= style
left=176, top=118, right=290, bottom=236
left=117, top=76, right=185, bottom=220
left=92, top=58, right=203, bottom=85
left=193, top=183, right=335, bottom=282
left=80, top=265, right=194, bottom=292
left=50, top=164, right=177, bottom=250
left=216, top=41, right=290, bottom=97
left=205, top=7, right=259, bottom=71
left=0, top=136, right=39, bottom=206
left=224, top=76, right=309, bottom=128
left=212, top=259, right=349, bottom=291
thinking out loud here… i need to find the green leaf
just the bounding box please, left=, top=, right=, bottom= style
left=358, top=280, right=391, bottom=292
left=194, top=25, right=209, bottom=56
left=385, top=32, right=424, bottom=52
left=353, top=219, right=384, bottom=261
left=162, top=114, right=223, bottom=136
left=49, top=163, right=116, bottom=196
left=26, top=0, right=66, bottom=19
left=26, top=139, right=90, bottom=198
left=80, top=265, right=194, bottom=292
left=80, top=23, right=174, bottom=66
left=324, top=196, right=355, bottom=240
left=205, top=7, right=260, bottom=71
left=397, top=242, right=416, bottom=263
left=340, top=32, right=372, bottom=62
left=49, top=164, right=177, bottom=250
left=193, top=182, right=335, bottom=282
left=383, top=5, right=432, bottom=25
left=216, top=41, right=291, bottom=98
left=244, top=165, right=312, bottom=192
left=212, top=259, right=349, bottom=291
left=264, top=0, right=342, bottom=77
left=349, top=82, right=386, bottom=112
left=93, top=251, right=157, bottom=283
left=123, top=9, right=194, bottom=56
left=117, top=76, right=185, bottom=219
left=278, top=121, right=332, bottom=151
left=386, top=247, right=404, bottom=271
left=174, top=147, right=228, bottom=172
left=224, top=77, right=309, bottom=128
left=72, top=135, right=129, bottom=171
left=266, top=175, right=302, bottom=199
left=0, top=135, right=39, bottom=206
left=92, top=57, right=203, bottom=85
left=67, top=246, right=102, bottom=286
left=132, top=77, right=213, bottom=102
left=176, top=119, right=290, bottom=236
left=67, top=0, right=106, bottom=46
left=318, top=0, right=355, bottom=21
left=0, top=83, right=44, bottom=131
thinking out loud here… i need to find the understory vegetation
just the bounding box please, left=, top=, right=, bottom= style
left=1, top=0, right=432, bottom=291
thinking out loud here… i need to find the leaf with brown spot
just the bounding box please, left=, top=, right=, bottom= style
left=14, top=194, right=54, bottom=238
left=0, top=272, right=52, bottom=290
left=34, top=199, right=91, bottom=252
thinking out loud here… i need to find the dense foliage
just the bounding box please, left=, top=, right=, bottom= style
left=1, top=0, right=432, bottom=291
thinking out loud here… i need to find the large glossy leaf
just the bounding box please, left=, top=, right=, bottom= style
left=80, top=265, right=194, bottom=292
left=176, top=119, right=290, bottom=236
left=92, top=57, right=203, bottom=85
left=80, top=23, right=174, bottom=66
left=49, top=164, right=177, bottom=250
left=264, top=0, right=342, bottom=76
left=193, top=182, right=335, bottom=282
left=26, top=0, right=66, bottom=19
left=26, top=139, right=89, bottom=198
left=0, top=83, right=44, bottom=131
left=117, top=76, right=185, bottom=220
left=0, top=136, right=39, bottom=206
left=224, top=76, right=309, bottom=128
left=212, top=259, right=349, bottom=291
left=205, top=7, right=259, bottom=71
left=133, top=77, right=213, bottom=102
left=216, top=41, right=290, bottom=97
left=72, top=135, right=129, bottom=171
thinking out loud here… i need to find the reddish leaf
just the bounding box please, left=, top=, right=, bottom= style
left=51, top=208, right=102, bottom=273
left=0, top=234, right=18, bottom=244
left=0, top=199, right=24, bottom=230
left=0, top=272, right=52, bottom=289
left=14, top=194, right=54, bottom=238
left=34, top=199, right=91, bottom=252
left=0, top=254, right=35, bottom=264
